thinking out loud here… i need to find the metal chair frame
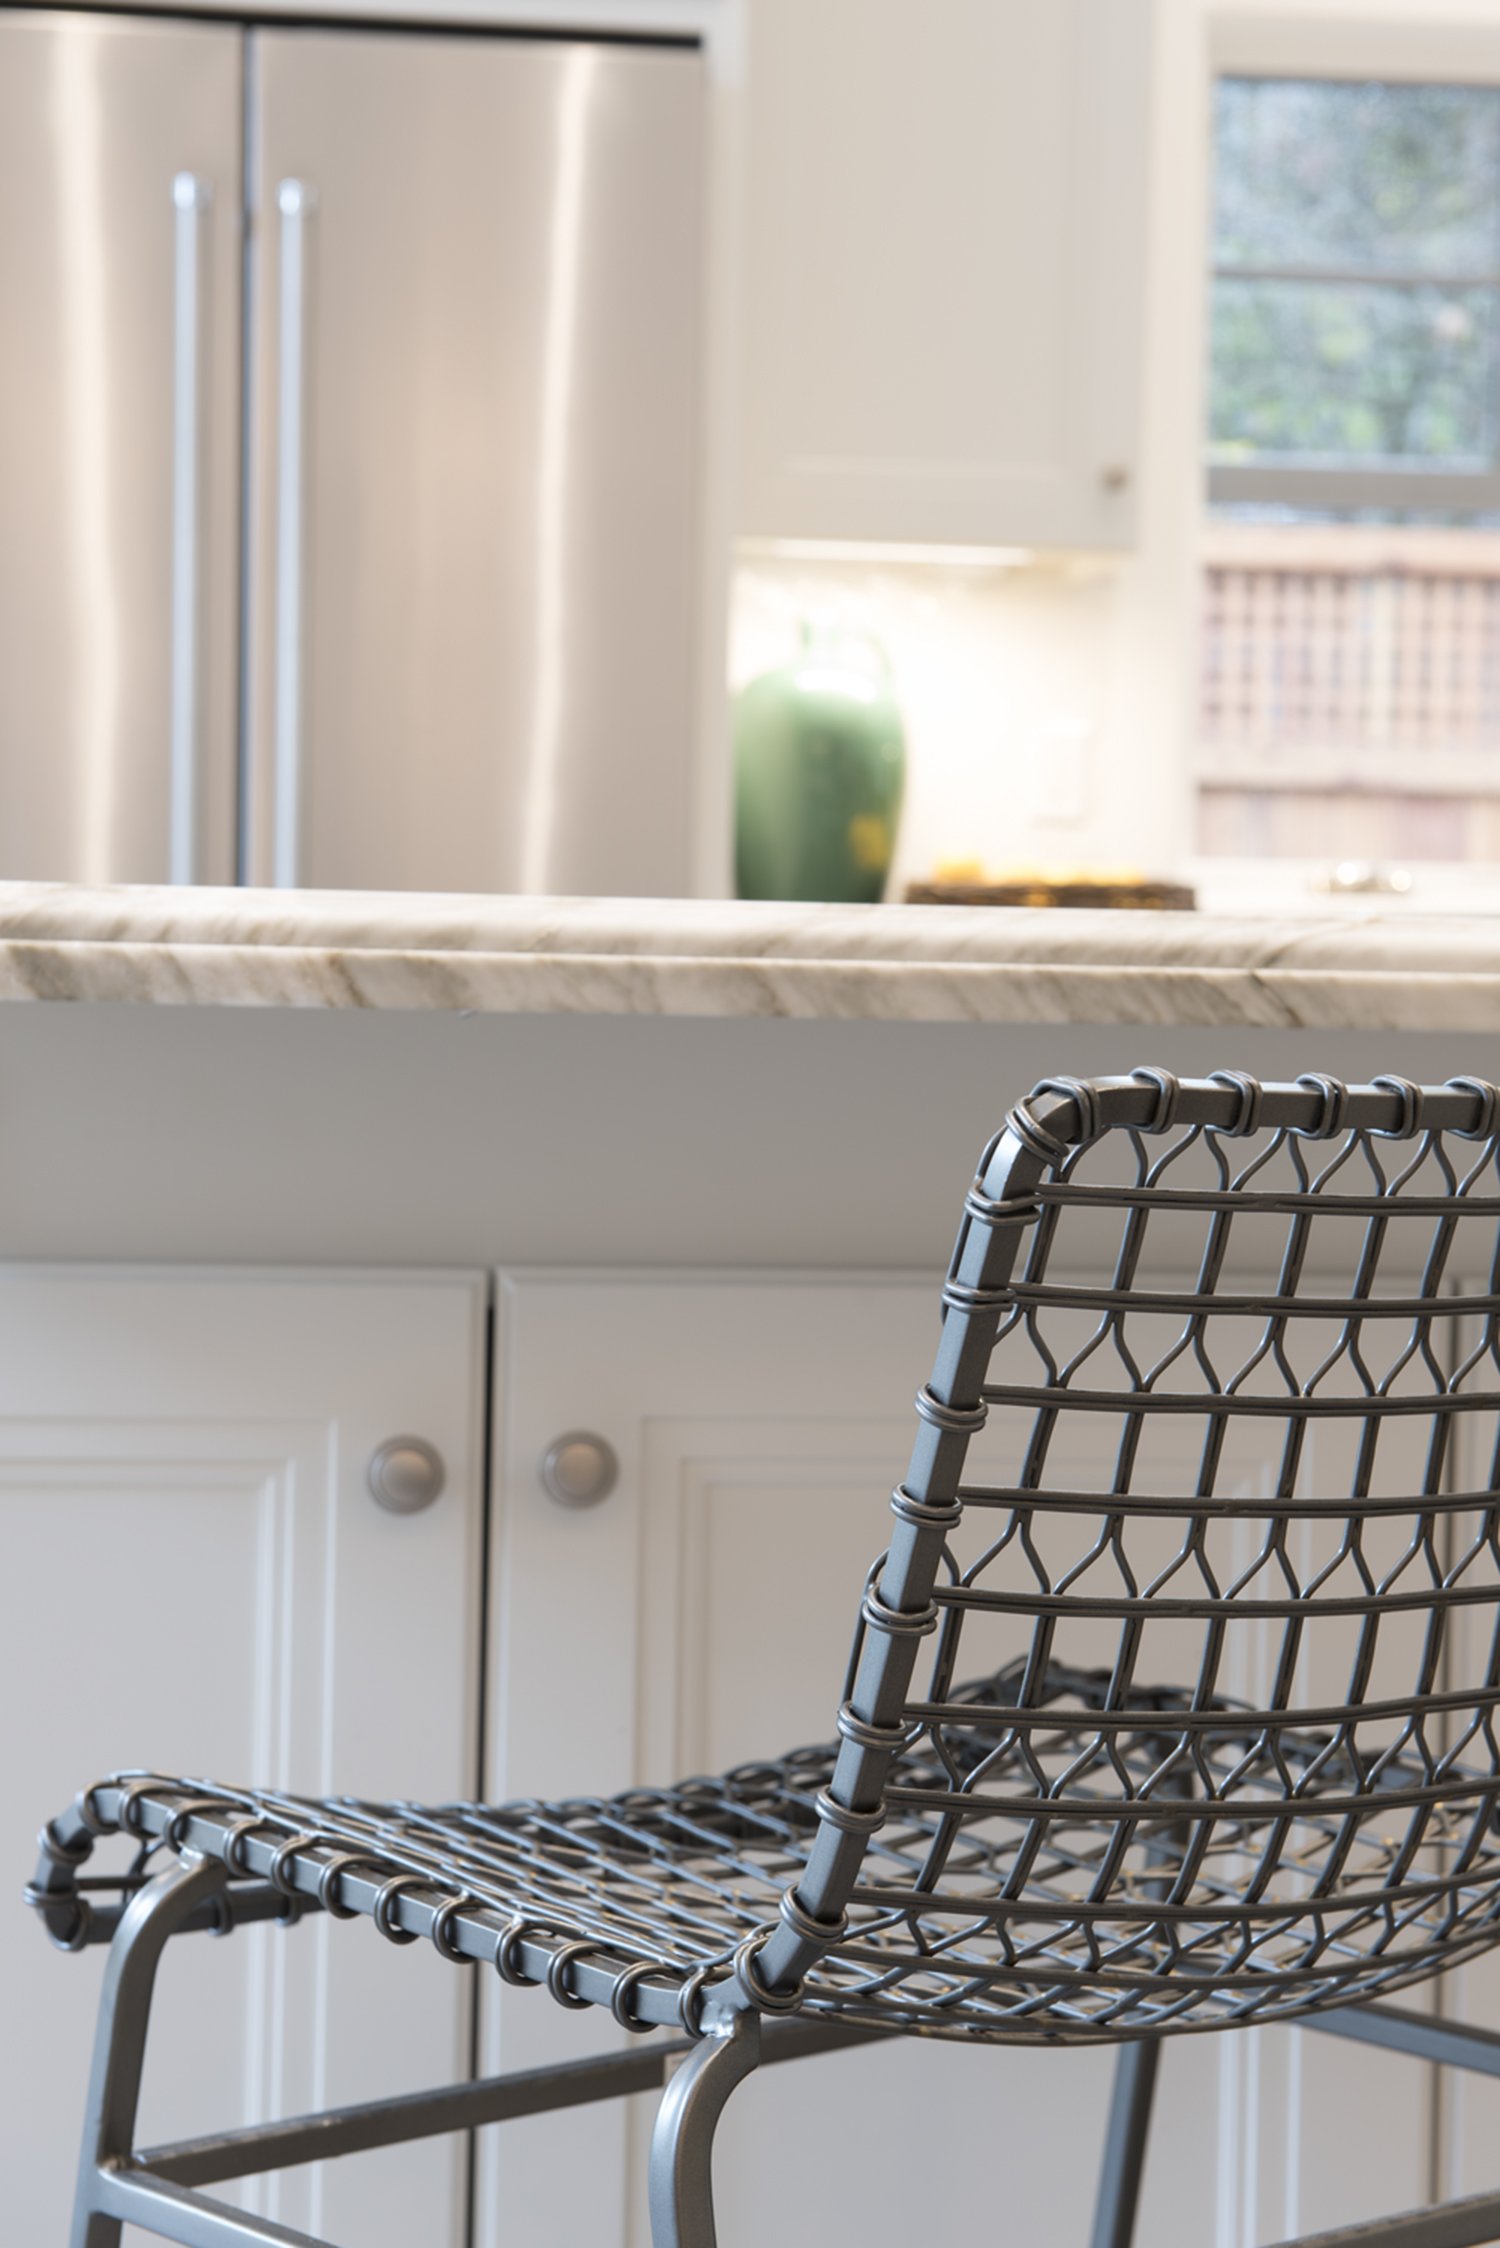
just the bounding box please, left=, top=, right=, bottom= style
left=33, top=1069, right=1500, bottom=2248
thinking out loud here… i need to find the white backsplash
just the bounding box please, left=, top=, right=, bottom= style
left=730, top=552, right=1194, bottom=899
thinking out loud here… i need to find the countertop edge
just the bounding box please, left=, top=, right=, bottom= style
left=0, top=936, right=1494, bottom=1031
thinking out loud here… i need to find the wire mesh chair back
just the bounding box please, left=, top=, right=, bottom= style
left=754, top=1070, right=1500, bottom=2043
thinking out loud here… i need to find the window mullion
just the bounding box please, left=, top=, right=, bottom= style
left=1214, top=263, right=1500, bottom=292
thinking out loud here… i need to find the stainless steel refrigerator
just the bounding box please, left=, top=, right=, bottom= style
left=0, top=12, right=705, bottom=893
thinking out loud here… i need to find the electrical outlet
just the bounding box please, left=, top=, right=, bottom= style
left=1028, top=718, right=1091, bottom=824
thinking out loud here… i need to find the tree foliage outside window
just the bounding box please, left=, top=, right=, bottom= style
left=1209, top=78, right=1500, bottom=510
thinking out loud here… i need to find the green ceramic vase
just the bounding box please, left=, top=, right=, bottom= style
left=734, top=620, right=906, bottom=904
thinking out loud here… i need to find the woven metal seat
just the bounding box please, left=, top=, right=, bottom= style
left=34, top=1068, right=1500, bottom=2248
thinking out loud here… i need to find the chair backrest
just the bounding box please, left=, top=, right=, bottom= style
left=750, top=1069, right=1500, bottom=2040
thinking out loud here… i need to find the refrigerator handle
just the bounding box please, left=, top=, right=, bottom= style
left=169, top=173, right=211, bottom=886
left=273, top=179, right=313, bottom=889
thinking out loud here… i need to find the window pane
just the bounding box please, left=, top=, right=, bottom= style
left=1210, top=277, right=1498, bottom=465
left=1214, top=79, right=1500, bottom=276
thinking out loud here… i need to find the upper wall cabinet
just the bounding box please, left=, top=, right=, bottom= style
left=737, top=0, right=1155, bottom=552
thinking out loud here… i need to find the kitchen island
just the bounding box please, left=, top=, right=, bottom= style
left=10, top=879, right=1500, bottom=2248
left=1, top=880, right=1499, bottom=1265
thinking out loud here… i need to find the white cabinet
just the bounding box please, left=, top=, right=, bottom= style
left=736, top=0, right=1154, bottom=552
left=2, top=1266, right=486, bottom=2248
left=7, top=1252, right=1470, bottom=2248
left=482, top=1269, right=1437, bottom=2248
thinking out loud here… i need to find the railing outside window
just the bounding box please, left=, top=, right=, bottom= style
left=1199, top=527, right=1500, bottom=861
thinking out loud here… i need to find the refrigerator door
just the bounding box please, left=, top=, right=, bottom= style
left=245, top=30, right=706, bottom=896
left=0, top=11, right=241, bottom=885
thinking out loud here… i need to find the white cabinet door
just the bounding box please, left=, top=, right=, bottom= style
left=481, top=1270, right=1437, bottom=2248
left=2, top=1266, right=486, bottom=2248
left=737, top=0, right=1153, bottom=552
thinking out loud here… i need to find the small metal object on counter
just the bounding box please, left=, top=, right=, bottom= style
left=539, top=1431, right=619, bottom=1508
left=1320, top=860, right=1413, bottom=897
left=366, top=1436, right=446, bottom=1515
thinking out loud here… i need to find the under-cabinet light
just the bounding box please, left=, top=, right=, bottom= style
left=736, top=536, right=1037, bottom=570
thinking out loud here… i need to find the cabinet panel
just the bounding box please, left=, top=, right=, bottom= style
left=483, top=1270, right=1435, bottom=2247
left=738, top=0, right=1152, bottom=551
left=0, top=10, right=241, bottom=883
left=3, top=1267, right=485, bottom=2248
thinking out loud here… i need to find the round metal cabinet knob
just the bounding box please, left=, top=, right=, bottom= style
left=540, top=1431, right=619, bottom=1509
left=367, top=1436, right=446, bottom=1515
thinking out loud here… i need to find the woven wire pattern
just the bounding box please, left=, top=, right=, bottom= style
left=767, top=1070, right=1500, bottom=2041
left=32, top=1072, right=1500, bottom=2049
left=30, top=1761, right=836, bottom=2028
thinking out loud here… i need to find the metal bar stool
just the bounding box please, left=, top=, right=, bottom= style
left=32, top=1068, right=1500, bottom=2248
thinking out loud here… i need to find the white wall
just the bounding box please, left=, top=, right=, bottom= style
left=730, top=554, right=1142, bottom=891
left=728, top=0, right=1500, bottom=900
left=728, top=0, right=1209, bottom=894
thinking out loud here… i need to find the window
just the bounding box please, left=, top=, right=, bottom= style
left=1210, top=77, right=1500, bottom=518
left=1199, top=75, right=1500, bottom=872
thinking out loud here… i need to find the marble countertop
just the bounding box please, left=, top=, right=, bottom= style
left=0, top=881, right=1496, bottom=1029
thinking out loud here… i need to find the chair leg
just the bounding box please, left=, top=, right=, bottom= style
left=1089, top=2038, right=1160, bottom=2248
left=648, top=2008, right=761, bottom=2248
left=70, top=1850, right=228, bottom=2248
